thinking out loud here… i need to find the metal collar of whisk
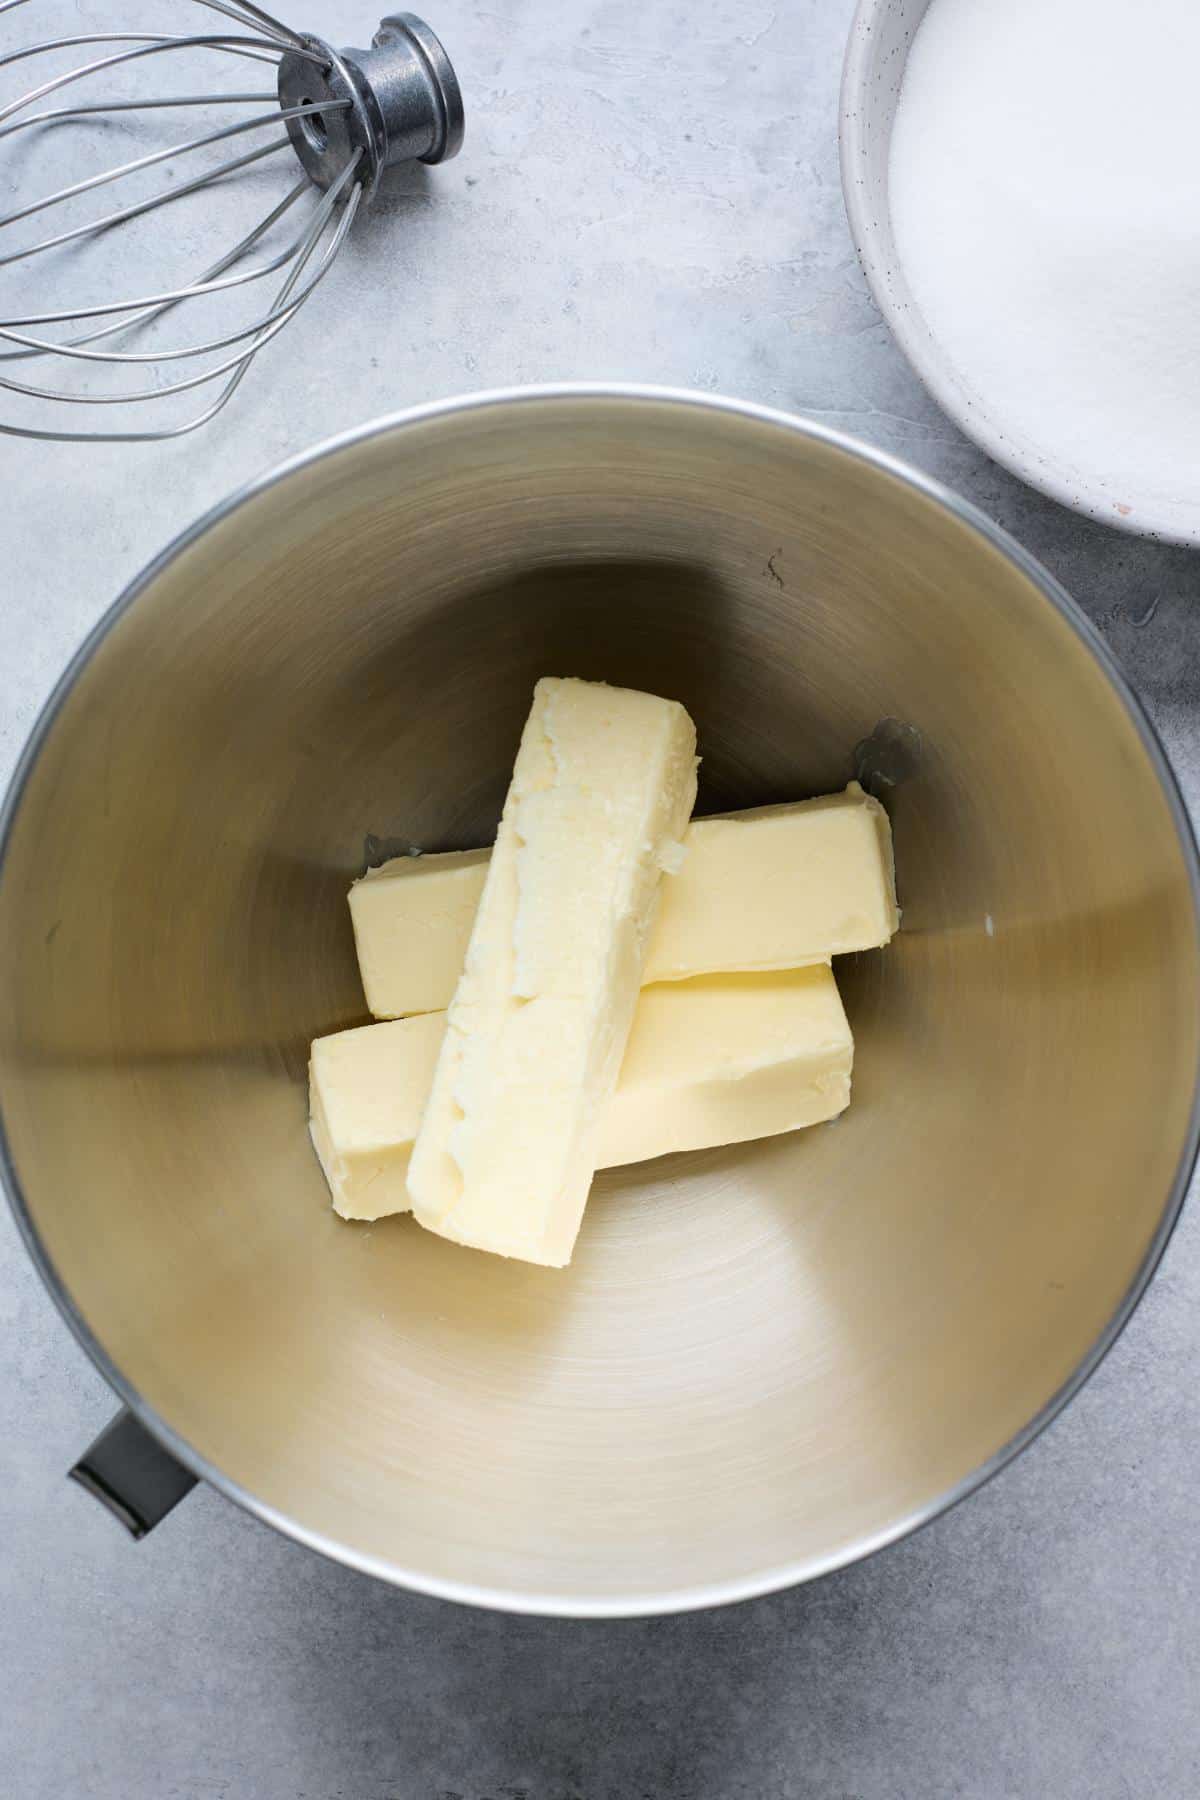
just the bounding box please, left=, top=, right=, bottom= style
left=277, top=13, right=463, bottom=201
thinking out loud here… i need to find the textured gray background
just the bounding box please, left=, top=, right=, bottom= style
left=2, top=1, right=1199, bottom=1796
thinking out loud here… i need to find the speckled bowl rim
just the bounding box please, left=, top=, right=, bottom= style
left=839, top=0, right=1200, bottom=547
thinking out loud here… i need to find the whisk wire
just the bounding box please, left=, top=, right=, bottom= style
left=0, top=96, right=349, bottom=231
left=0, top=135, right=293, bottom=268
left=0, top=155, right=361, bottom=440
left=0, top=175, right=310, bottom=359
left=0, top=0, right=303, bottom=39
left=0, top=155, right=358, bottom=402
left=187, top=0, right=304, bottom=48
left=0, top=34, right=319, bottom=99
left=1, top=156, right=356, bottom=344
left=0, top=93, right=282, bottom=141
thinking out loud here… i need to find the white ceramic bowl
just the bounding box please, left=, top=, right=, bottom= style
left=839, top=0, right=1199, bottom=545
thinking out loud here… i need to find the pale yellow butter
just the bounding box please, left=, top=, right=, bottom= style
left=309, top=967, right=852, bottom=1221
left=349, top=848, right=489, bottom=1018
left=405, top=677, right=699, bottom=1267
left=350, top=783, right=897, bottom=1017
left=602, top=967, right=852, bottom=1166
left=309, top=1011, right=443, bottom=1221
left=646, top=785, right=899, bottom=982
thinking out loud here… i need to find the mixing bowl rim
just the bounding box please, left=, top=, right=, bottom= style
left=839, top=0, right=1200, bottom=548
left=2, top=381, right=1197, bottom=1618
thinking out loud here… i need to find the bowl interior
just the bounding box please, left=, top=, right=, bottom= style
left=1, top=392, right=1197, bottom=1612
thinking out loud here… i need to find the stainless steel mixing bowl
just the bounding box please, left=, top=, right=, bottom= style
left=2, top=387, right=1197, bottom=1616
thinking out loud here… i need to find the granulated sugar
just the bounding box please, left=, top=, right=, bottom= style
left=888, top=0, right=1200, bottom=531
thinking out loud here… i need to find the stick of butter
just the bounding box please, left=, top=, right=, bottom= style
left=645, top=787, right=897, bottom=982
left=603, top=967, right=852, bottom=1167
left=349, top=783, right=897, bottom=1017
left=310, top=1010, right=444, bottom=1222
left=310, top=968, right=852, bottom=1222
left=405, top=677, right=699, bottom=1266
left=350, top=848, right=489, bottom=1018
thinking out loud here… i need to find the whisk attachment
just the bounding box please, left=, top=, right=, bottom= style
left=0, top=3, right=464, bottom=441
left=277, top=14, right=462, bottom=199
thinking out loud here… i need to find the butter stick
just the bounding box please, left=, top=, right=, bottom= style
left=645, top=787, right=898, bottom=981
left=310, top=1011, right=444, bottom=1222
left=405, top=677, right=698, bottom=1266
left=349, top=783, right=897, bottom=1018
left=350, top=848, right=489, bottom=1019
left=603, top=967, right=852, bottom=1166
left=310, top=968, right=853, bottom=1222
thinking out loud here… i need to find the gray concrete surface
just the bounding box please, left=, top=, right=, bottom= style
left=2, top=1, right=1199, bottom=1795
